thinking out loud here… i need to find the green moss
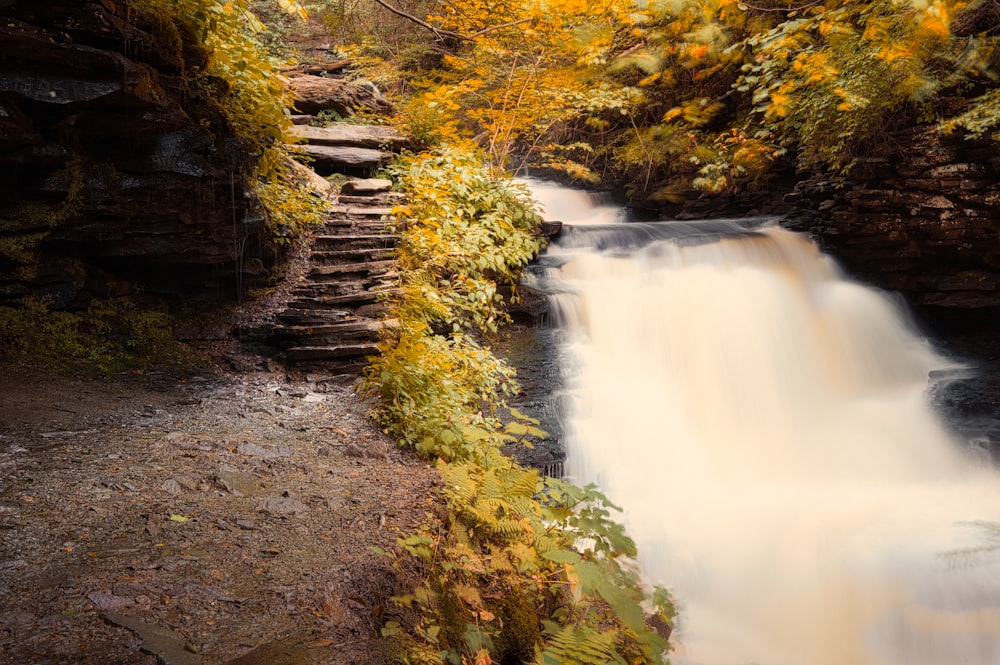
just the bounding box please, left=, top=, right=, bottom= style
left=0, top=232, right=50, bottom=265
left=492, top=590, right=542, bottom=665
left=0, top=296, right=197, bottom=375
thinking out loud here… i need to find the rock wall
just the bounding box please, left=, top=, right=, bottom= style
left=0, top=1, right=275, bottom=311
left=635, top=119, right=1000, bottom=310
left=784, top=124, right=1000, bottom=309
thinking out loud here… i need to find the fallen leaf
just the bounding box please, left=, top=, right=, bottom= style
left=169, top=514, right=190, bottom=522
left=310, top=638, right=336, bottom=647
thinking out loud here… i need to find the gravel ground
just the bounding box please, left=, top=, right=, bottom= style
left=0, top=361, right=439, bottom=665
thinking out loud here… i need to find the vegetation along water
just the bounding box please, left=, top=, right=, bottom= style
left=2, top=1, right=999, bottom=664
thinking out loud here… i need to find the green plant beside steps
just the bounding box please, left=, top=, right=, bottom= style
left=364, top=144, right=675, bottom=665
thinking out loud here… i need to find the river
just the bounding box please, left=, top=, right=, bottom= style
left=525, top=182, right=1000, bottom=665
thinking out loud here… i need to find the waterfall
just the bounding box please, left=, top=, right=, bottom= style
left=530, top=186, right=1000, bottom=665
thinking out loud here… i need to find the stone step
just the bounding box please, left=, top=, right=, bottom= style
left=318, top=221, right=393, bottom=236
left=285, top=343, right=381, bottom=362
left=309, top=259, right=397, bottom=278
left=276, top=308, right=352, bottom=326
left=288, top=276, right=397, bottom=298
left=328, top=205, right=396, bottom=217
left=285, top=288, right=401, bottom=309
left=313, top=234, right=397, bottom=250
left=330, top=217, right=399, bottom=235
left=319, top=217, right=355, bottom=228
left=273, top=319, right=398, bottom=345
left=311, top=247, right=396, bottom=263
left=291, top=145, right=392, bottom=174
left=288, top=123, right=411, bottom=151
left=337, top=193, right=405, bottom=206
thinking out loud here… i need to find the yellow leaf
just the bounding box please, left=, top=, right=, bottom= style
left=169, top=514, right=191, bottom=522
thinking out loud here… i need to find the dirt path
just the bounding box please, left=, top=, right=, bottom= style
left=0, top=362, right=438, bottom=665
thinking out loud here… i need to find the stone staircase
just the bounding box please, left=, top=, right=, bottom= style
left=265, top=121, right=413, bottom=376
left=269, top=185, right=403, bottom=375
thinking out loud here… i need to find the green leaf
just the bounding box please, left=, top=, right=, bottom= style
left=541, top=548, right=582, bottom=565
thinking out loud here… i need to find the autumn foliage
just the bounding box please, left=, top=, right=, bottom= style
left=363, top=0, right=999, bottom=201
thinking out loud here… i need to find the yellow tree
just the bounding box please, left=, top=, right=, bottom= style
left=397, top=0, right=642, bottom=179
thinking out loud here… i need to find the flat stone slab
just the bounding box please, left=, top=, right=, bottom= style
left=103, top=613, right=200, bottom=665
left=341, top=178, right=393, bottom=195
left=285, top=344, right=380, bottom=361
left=328, top=205, right=395, bottom=216
left=291, top=144, right=390, bottom=172
left=288, top=123, right=410, bottom=150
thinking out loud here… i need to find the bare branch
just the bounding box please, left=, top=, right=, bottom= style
left=371, top=0, right=461, bottom=39
left=371, top=0, right=532, bottom=41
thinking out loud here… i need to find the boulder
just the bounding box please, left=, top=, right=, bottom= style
left=287, top=74, right=394, bottom=117
left=285, top=156, right=334, bottom=200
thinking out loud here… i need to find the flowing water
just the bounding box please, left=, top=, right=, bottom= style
left=527, top=182, right=1000, bottom=665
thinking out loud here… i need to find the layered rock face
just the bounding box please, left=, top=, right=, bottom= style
left=0, top=1, right=274, bottom=310
left=786, top=125, right=1000, bottom=309
left=638, top=121, right=1000, bottom=310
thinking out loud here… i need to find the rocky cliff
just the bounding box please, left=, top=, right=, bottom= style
left=637, top=118, right=1000, bottom=311
left=0, top=1, right=274, bottom=312
left=785, top=122, right=1000, bottom=309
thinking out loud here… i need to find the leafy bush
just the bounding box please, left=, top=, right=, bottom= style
left=0, top=297, right=187, bottom=374
left=364, top=144, right=675, bottom=665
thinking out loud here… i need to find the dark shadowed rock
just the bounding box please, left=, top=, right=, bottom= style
left=784, top=122, right=1000, bottom=309
left=0, top=1, right=277, bottom=307
left=292, top=145, right=392, bottom=175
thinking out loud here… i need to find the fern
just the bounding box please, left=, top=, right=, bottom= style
left=537, top=623, right=625, bottom=665
left=367, top=144, right=674, bottom=665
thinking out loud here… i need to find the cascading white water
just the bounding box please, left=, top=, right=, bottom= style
left=531, top=186, right=1000, bottom=665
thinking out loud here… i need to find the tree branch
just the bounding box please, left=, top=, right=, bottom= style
left=371, top=0, right=532, bottom=41
left=371, top=0, right=461, bottom=39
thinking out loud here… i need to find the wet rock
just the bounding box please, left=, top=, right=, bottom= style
left=538, top=220, right=563, bottom=237
left=786, top=122, right=1000, bottom=309
left=103, top=613, right=200, bottom=665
